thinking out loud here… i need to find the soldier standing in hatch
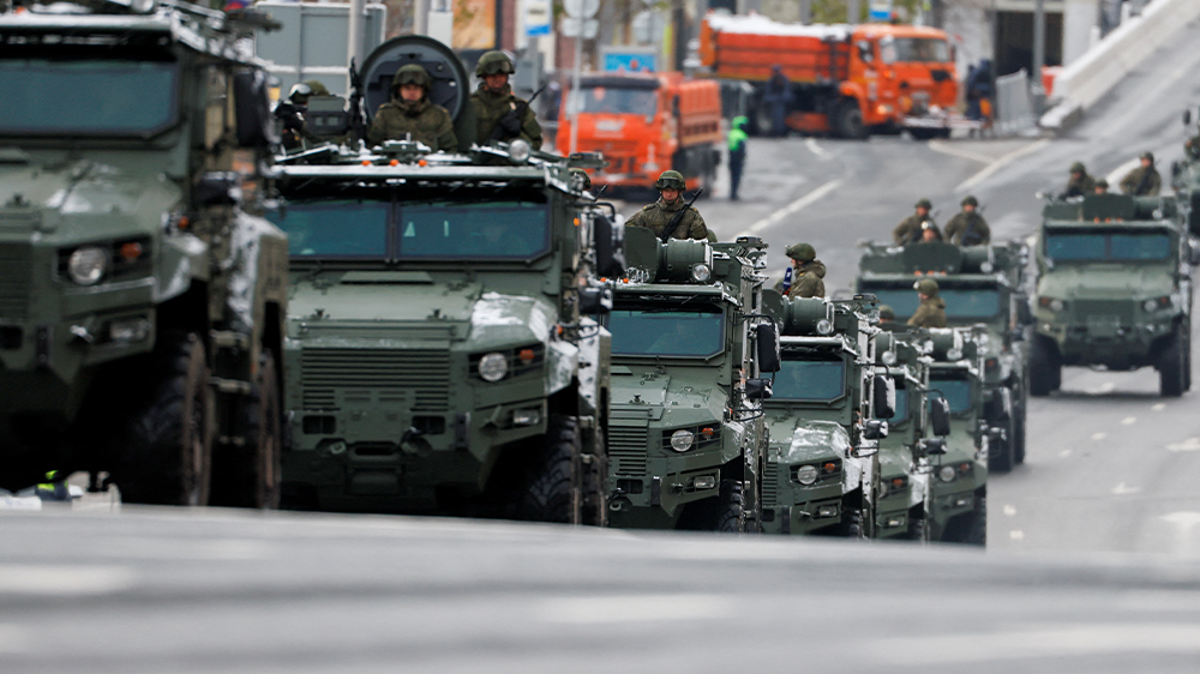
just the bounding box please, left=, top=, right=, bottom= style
left=470, top=51, right=542, bottom=149
left=785, top=243, right=826, bottom=299
left=907, top=278, right=947, bottom=328
left=367, top=64, right=457, bottom=151
left=1062, top=161, right=1096, bottom=198
left=1094, top=178, right=1109, bottom=195
left=877, top=305, right=896, bottom=324
left=893, top=198, right=942, bottom=245
left=1120, top=151, right=1161, bottom=196
left=625, top=170, right=709, bottom=240
left=943, top=195, right=991, bottom=246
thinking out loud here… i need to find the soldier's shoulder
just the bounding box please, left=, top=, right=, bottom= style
left=642, top=204, right=657, bottom=211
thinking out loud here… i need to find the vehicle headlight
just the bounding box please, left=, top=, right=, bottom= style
left=946, top=347, right=963, bottom=361
left=816, top=319, right=834, bottom=335
left=937, top=465, right=957, bottom=482
left=795, top=464, right=819, bottom=485
left=477, top=352, right=508, bottom=382
left=1050, top=298, right=1064, bottom=312
left=68, top=246, right=108, bottom=286
left=690, top=263, right=712, bottom=283
left=881, top=350, right=898, bottom=366
left=670, top=429, right=695, bottom=452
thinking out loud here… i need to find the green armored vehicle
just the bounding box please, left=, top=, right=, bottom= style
left=0, top=0, right=289, bottom=506
left=857, top=241, right=1032, bottom=472
left=757, top=293, right=892, bottom=538
left=604, top=227, right=776, bottom=532
left=1033, top=193, right=1196, bottom=397
left=272, top=37, right=619, bottom=524
left=925, top=326, right=988, bottom=546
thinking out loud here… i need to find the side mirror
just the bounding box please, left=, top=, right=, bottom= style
left=233, top=70, right=278, bottom=148
left=755, top=323, right=781, bottom=373
left=862, top=418, right=888, bottom=440
left=593, top=214, right=626, bottom=278
left=746, top=377, right=773, bottom=401
left=930, top=396, right=951, bottom=437
left=579, top=285, right=612, bottom=315
left=1185, top=109, right=1192, bottom=126
left=923, top=437, right=947, bottom=456
left=872, top=375, right=896, bottom=420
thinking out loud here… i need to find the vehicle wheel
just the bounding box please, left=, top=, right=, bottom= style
left=834, top=101, right=867, bottom=140
left=117, top=332, right=213, bottom=506
left=581, top=428, right=608, bottom=527
left=519, top=415, right=583, bottom=524
left=907, top=506, right=930, bottom=542
left=712, top=479, right=745, bottom=532
left=839, top=495, right=865, bottom=539
left=1183, top=327, right=1193, bottom=392
left=1159, top=331, right=1186, bottom=397
left=211, top=350, right=283, bottom=508
left=1013, top=406, right=1027, bottom=465
left=942, top=490, right=987, bottom=546
left=1028, top=336, right=1060, bottom=396
left=908, top=127, right=938, bottom=140
left=989, top=422, right=1014, bottom=473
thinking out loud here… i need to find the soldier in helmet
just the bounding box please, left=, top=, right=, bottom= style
left=367, top=64, right=457, bottom=151
left=1120, top=151, right=1161, bottom=196
left=625, top=170, right=708, bottom=240
left=569, top=168, right=592, bottom=192
left=877, top=305, right=896, bottom=324
left=943, top=195, right=991, bottom=246
left=470, top=51, right=542, bottom=149
left=1062, top=161, right=1095, bottom=198
left=893, top=198, right=942, bottom=245
left=1186, top=134, right=1200, bottom=160
left=785, top=242, right=826, bottom=298
left=1094, top=178, right=1109, bottom=195
left=277, top=80, right=333, bottom=149
left=907, top=278, right=946, bottom=328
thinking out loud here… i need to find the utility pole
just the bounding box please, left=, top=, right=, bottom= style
left=346, top=0, right=364, bottom=95
left=672, top=0, right=685, bottom=71
left=1032, top=0, right=1046, bottom=113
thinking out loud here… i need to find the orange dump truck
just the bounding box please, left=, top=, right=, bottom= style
left=699, top=13, right=967, bottom=139
left=557, top=71, right=722, bottom=192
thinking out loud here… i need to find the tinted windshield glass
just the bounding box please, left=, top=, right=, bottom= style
left=864, top=288, right=1002, bottom=321
left=929, top=377, right=972, bottom=414
left=772, top=359, right=846, bottom=401
left=877, top=383, right=909, bottom=420
left=268, top=201, right=388, bottom=258
left=609, top=307, right=723, bottom=357
left=1046, top=231, right=1172, bottom=262
left=879, top=37, right=951, bottom=63
left=0, top=60, right=177, bottom=136
left=580, top=86, right=658, bottom=116
left=399, top=200, right=549, bottom=259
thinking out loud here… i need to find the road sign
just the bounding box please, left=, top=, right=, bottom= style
left=562, top=0, right=599, bottom=19
left=561, top=16, right=599, bottom=39
left=525, top=0, right=551, bottom=37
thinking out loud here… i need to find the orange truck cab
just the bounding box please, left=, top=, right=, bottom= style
left=557, top=71, right=722, bottom=192
left=699, top=12, right=965, bottom=139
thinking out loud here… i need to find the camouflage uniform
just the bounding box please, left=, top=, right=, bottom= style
left=943, top=197, right=990, bottom=246
left=469, top=52, right=542, bottom=149
left=907, top=279, right=946, bottom=328
left=1063, top=162, right=1095, bottom=198
left=1120, top=160, right=1161, bottom=196
left=1186, top=135, right=1200, bottom=160
left=367, top=99, right=456, bottom=150
left=893, top=214, right=941, bottom=245
left=625, top=199, right=708, bottom=240
left=784, top=242, right=826, bottom=298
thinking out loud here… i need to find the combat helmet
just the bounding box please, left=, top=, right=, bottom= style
left=961, top=195, right=979, bottom=207
left=1069, top=161, right=1086, bottom=174
left=915, top=198, right=932, bottom=210
left=569, top=168, right=592, bottom=190
left=915, top=278, right=940, bottom=296
left=1095, top=178, right=1109, bottom=189
left=654, top=169, right=686, bottom=190
left=393, top=64, right=433, bottom=93
left=476, top=51, right=516, bottom=76
left=786, top=242, right=816, bottom=262
left=1140, top=151, right=1155, bottom=163
left=878, top=305, right=896, bottom=321
left=288, top=80, right=330, bottom=104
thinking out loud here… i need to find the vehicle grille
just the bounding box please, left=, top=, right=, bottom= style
left=300, top=348, right=451, bottom=411
left=608, top=425, right=648, bottom=475
left=1073, top=299, right=1134, bottom=323
left=761, top=461, right=779, bottom=507
left=0, top=244, right=31, bottom=319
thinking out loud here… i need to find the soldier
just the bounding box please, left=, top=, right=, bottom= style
left=470, top=51, right=542, bottom=149
left=943, top=195, right=991, bottom=246
left=367, top=64, right=457, bottom=151
left=1186, top=135, right=1200, bottom=160
left=785, top=242, right=826, bottom=298
left=569, top=167, right=592, bottom=192
left=1119, top=151, right=1161, bottom=196
left=878, top=305, right=896, bottom=324
left=907, top=278, right=946, bottom=328
left=625, top=170, right=708, bottom=240
left=1094, top=178, right=1109, bottom=195
left=277, top=80, right=331, bottom=149
left=893, top=198, right=942, bottom=245
left=1062, top=161, right=1095, bottom=198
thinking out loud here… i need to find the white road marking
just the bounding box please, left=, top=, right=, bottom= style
left=1112, top=482, right=1141, bottom=496
left=1161, top=511, right=1200, bottom=529
left=1152, top=403, right=1166, bottom=411
left=1059, top=449, right=1072, bottom=457
left=805, top=138, right=831, bottom=159
left=0, top=624, right=29, bottom=654
left=0, top=495, right=42, bottom=511
left=955, top=138, right=1051, bottom=192
left=1091, top=432, right=1107, bottom=441
left=537, top=594, right=731, bottom=624
left=0, top=565, right=137, bottom=596
left=1009, top=530, right=1025, bottom=541
left=741, top=179, right=843, bottom=235
left=1120, top=416, right=1136, bottom=425
left=1167, top=438, right=1200, bottom=452
left=1087, top=381, right=1116, bottom=394
left=1003, top=504, right=1017, bottom=516
left=868, top=624, right=1200, bottom=663
left=927, top=139, right=994, bottom=164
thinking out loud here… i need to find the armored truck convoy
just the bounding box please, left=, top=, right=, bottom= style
left=857, top=241, right=1032, bottom=472
left=0, top=0, right=289, bottom=506
left=1034, top=193, right=1195, bottom=397
left=604, top=227, right=776, bottom=532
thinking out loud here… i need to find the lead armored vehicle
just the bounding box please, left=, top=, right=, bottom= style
left=0, top=0, right=289, bottom=506
left=857, top=241, right=1031, bottom=472
left=1033, top=193, right=1195, bottom=397
left=604, top=227, right=776, bottom=532
left=758, top=293, right=891, bottom=538
left=272, top=37, right=619, bottom=524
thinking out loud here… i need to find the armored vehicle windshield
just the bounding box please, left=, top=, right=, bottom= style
left=609, top=303, right=725, bottom=358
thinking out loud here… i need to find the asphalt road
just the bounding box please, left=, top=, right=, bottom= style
left=6, top=17, right=1200, bottom=673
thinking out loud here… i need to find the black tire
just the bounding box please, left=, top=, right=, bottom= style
left=211, top=350, right=283, bottom=508
left=519, top=415, right=583, bottom=524
left=989, top=422, right=1014, bottom=473
left=1013, top=406, right=1027, bottom=465
left=942, top=490, right=987, bottom=546
left=1183, top=326, right=1192, bottom=392
left=712, top=479, right=745, bottom=533
left=834, top=100, right=867, bottom=140
left=117, top=332, right=213, bottom=506
left=581, top=428, right=608, bottom=527
left=839, top=501, right=865, bottom=539
left=1029, top=336, right=1060, bottom=396
left=1160, top=330, right=1186, bottom=397
left=907, top=506, right=930, bottom=542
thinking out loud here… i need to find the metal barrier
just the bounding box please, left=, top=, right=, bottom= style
left=994, top=69, right=1038, bottom=136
